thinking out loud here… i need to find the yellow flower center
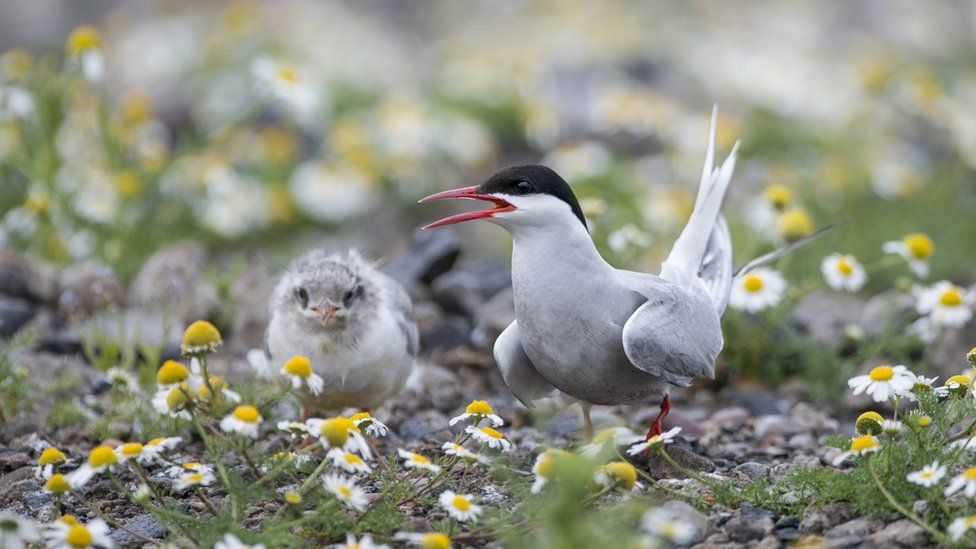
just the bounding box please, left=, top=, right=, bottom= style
left=465, top=400, right=494, bottom=415
left=947, top=375, right=970, bottom=386
left=116, top=171, right=143, bottom=198
left=920, top=470, right=934, bottom=478
left=964, top=468, right=976, bottom=480
left=156, top=361, right=189, bottom=385
left=185, top=473, right=203, bottom=484
left=967, top=515, right=976, bottom=527
left=66, top=524, right=93, bottom=548
left=66, top=26, right=101, bottom=55
left=593, top=428, right=618, bottom=444
left=320, top=417, right=356, bottom=447
left=411, top=454, right=430, bottom=464
left=60, top=515, right=79, bottom=526
left=481, top=427, right=503, bottom=439
left=855, top=411, right=884, bottom=435
left=452, top=495, right=471, bottom=511
left=183, top=462, right=202, bottom=470
left=850, top=435, right=878, bottom=453
left=869, top=366, right=894, bottom=381
left=121, top=442, right=143, bottom=456
left=743, top=275, right=764, bottom=293
left=45, top=474, right=72, bottom=494
left=283, top=355, right=312, bottom=377
left=904, top=233, right=933, bottom=260
left=337, top=485, right=351, bottom=498
left=147, top=437, right=165, bottom=446
left=25, top=190, right=49, bottom=214
left=837, top=258, right=854, bottom=275
left=88, top=446, right=117, bottom=468
left=181, top=320, right=222, bottom=354
left=39, top=447, right=67, bottom=466
left=277, top=65, right=299, bottom=85
left=343, top=453, right=363, bottom=464
left=351, top=411, right=372, bottom=422
left=940, top=288, right=962, bottom=307
left=763, top=184, right=793, bottom=209
left=777, top=207, right=814, bottom=241
left=420, top=533, right=450, bottom=549
left=232, top=405, right=260, bottom=423
left=166, top=387, right=189, bottom=410
left=601, top=461, right=637, bottom=489
left=284, top=491, right=301, bottom=504
left=918, top=416, right=932, bottom=427
left=536, top=456, right=554, bottom=478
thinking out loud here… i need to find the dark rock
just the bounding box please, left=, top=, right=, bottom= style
left=382, top=230, right=461, bottom=296
left=790, top=402, right=840, bottom=435
left=0, top=450, right=30, bottom=472
left=58, top=262, right=125, bottom=315
left=430, top=259, right=511, bottom=317
left=724, top=513, right=774, bottom=542
left=826, top=517, right=875, bottom=539
left=0, top=298, right=34, bottom=336
left=710, top=406, right=750, bottom=430
left=794, top=291, right=868, bottom=345
left=229, top=262, right=277, bottom=353
left=129, top=242, right=219, bottom=323
left=420, top=313, right=471, bottom=351
left=642, top=446, right=716, bottom=479
left=719, top=387, right=789, bottom=416
left=21, top=489, right=51, bottom=510
left=472, top=287, right=514, bottom=348
left=545, top=411, right=582, bottom=440
left=799, top=503, right=850, bottom=534
left=776, top=527, right=801, bottom=542
left=396, top=410, right=449, bottom=442
left=754, top=415, right=802, bottom=438
left=868, top=519, right=929, bottom=547
left=0, top=249, right=57, bottom=303
left=109, top=513, right=168, bottom=547
left=0, top=467, right=38, bottom=508
left=732, top=462, right=770, bottom=481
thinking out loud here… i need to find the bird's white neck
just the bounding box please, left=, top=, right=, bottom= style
left=508, top=216, right=612, bottom=277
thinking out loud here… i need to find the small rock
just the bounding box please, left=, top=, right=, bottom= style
left=109, top=513, right=168, bottom=547
left=21, top=489, right=51, bottom=511
left=382, top=229, right=461, bottom=297
left=754, top=535, right=781, bottom=549
left=396, top=410, right=449, bottom=442
left=799, top=503, right=850, bottom=534
left=129, top=242, right=219, bottom=323
left=0, top=450, right=30, bottom=472
left=420, top=313, right=471, bottom=351
left=57, top=262, right=125, bottom=315
left=643, top=446, right=716, bottom=479
left=868, top=518, right=929, bottom=547
left=430, top=259, right=511, bottom=317
left=472, top=287, right=515, bottom=348
left=724, top=514, right=774, bottom=542
left=710, top=406, right=751, bottom=430
left=0, top=250, right=57, bottom=303
left=720, top=387, right=789, bottom=416
left=754, top=415, right=802, bottom=438
left=794, top=291, right=868, bottom=345
left=788, top=433, right=816, bottom=448
left=826, top=517, right=874, bottom=538
left=790, top=402, right=840, bottom=435
left=0, top=298, right=35, bottom=336
left=731, top=462, right=770, bottom=481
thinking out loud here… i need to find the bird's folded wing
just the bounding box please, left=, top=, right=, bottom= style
left=620, top=283, right=723, bottom=386
left=493, top=321, right=557, bottom=407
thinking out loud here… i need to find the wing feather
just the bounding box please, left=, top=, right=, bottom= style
left=493, top=321, right=556, bottom=406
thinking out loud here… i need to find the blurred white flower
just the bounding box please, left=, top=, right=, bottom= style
left=65, top=26, right=105, bottom=83
left=641, top=506, right=697, bottom=545
left=542, top=141, right=612, bottom=183
left=729, top=268, right=786, bottom=313
left=289, top=161, right=378, bottom=223
left=848, top=365, right=915, bottom=402
left=215, top=533, right=265, bottom=549
left=883, top=233, right=933, bottom=278
left=820, top=253, right=867, bottom=292
left=251, top=56, right=318, bottom=118
left=946, top=467, right=976, bottom=498
left=607, top=224, right=653, bottom=253
left=0, top=85, right=34, bottom=121
left=913, top=281, right=974, bottom=328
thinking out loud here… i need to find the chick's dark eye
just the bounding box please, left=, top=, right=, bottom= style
left=295, top=287, right=309, bottom=308
left=343, top=285, right=362, bottom=307
left=513, top=180, right=533, bottom=195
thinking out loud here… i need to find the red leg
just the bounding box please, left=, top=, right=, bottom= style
left=646, top=394, right=671, bottom=440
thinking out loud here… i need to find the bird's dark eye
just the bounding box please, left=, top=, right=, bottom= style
left=343, top=285, right=363, bottom=307
left=295, top=287, right=309, bottom=308
left=513, top=180, right=533, bottom=195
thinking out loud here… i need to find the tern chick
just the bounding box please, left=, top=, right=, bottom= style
left=262, top=249, right=418, bottom=415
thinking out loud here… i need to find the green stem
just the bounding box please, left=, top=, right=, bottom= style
left=658, top=447, right=714, bottom=489
left=867, top=458, right=947, bottom=544
left=191, top=415, right=238, bottom=520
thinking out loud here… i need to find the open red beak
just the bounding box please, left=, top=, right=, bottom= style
left=418, top=185, right=515, bottom=229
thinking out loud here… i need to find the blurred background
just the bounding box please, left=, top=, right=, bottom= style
left=1, top=0, right=976, bottom=398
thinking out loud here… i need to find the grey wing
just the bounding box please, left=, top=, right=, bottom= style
left=620, top=282, right=723, bottom=386
left=494, top=321, right=556, bottom=407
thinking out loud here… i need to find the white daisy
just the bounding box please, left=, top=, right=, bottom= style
left=530, top=449, right=571, bottom=494
left=251, top=56, right=317, bottom=117
left=883, top=233, right=933, bottom=278
left=34, top=447, right=68, bottom=480
left=949, top=515, right=976, bottom=542
left=246, top=348, right=276, bottom=380
left=729, top=268, right=787, bottom=313
left=441, top=442, right=489, bottom=465
left=331, top=533, right=389, bottom=549
left=449, top=400, right=504, bottom=427
left=326, top=448, right=373, bottom=475
left=593, top=461, right=638, bottom=491
left=626, top=427, right=682, bottom=456
left=351, top=412, right=389, bottom=438
left=913, top=281, right=974, bottom=328
left=307, top=417, right=371, bottom=457
left=946, top=467, right=976, bottom=498
left=821, top=253, right=867, bottom=292
left=65, top=446, right=118, bottom=488
left=214, top=533, right=266, bottom=549
left=105, top=367, right=139, bottom=391
left=641, top=507, right=697, bottom=545
left=175, top=469, right=215, bottom=491
left=580, top=427, right=644, bottom=458
left=279, top=355, right=325, bottom=396
left=142, top=437, right=182, bottom=461
left=464, top=425, right=512, bottom=452
left=904, top=375, right=946, bottom=401
left=220, top=405, right=263, bottom=438
left=879, top=420, right=904, bottom=436
left=166, top=462, right=213, bottom=479
left=438, top=490, right=482, bottom=522
left=847, top=365, right=915, bottom=402
left=65, top=26, right=105, bottom=83
left=397, top=449, right=441, bottom=473
left=46, top=516, right=112, bottom=549
left=832, top=435, right=880, bottom=466
left=151, top=387, right=192, bottom=420
left=114, top=442, right=150, bottom=464
left=0, top=511, right=39, bottom=548
left=906, top=461, right=946, bottom=487
left=277, top=421, right=311, bottom=438
left=322, top=473, right=368, bottom=512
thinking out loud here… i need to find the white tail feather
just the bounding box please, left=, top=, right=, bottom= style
left=661, top=107, right=739, bottom=286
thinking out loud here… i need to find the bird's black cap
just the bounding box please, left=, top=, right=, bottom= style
left=476, top=165, right=588, bottom=229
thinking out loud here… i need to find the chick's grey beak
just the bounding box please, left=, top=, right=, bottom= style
left=419, top=185, right=515, bottom=229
